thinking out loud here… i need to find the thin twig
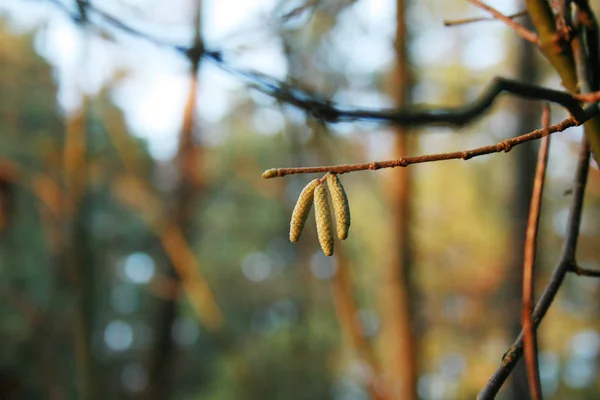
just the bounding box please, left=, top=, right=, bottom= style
left=262, top=109, right=594, bottom=178
left=478, top=138, right=590, bottom=399
left=466, top=0, right=538, bottom=44
left=570, top=265, right=600, bottom=277
left=521, top=104, right=550, bottom=400
left=443, top=10, right=527, bottom=27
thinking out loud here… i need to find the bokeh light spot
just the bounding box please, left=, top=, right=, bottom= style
left=241, top=252, right=272, bottom=282
left=121, top=362, right=148, bottom=393
left=123, top=252, right=155, bottom=284
left=104, top=320, right=134, bottom=352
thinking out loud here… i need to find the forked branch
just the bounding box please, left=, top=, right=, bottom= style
left=478, top=138, right=591, bottom=400
left=570, top=265, right=600, bottom=277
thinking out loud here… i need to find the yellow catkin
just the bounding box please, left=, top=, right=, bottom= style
left=314, top=183, right=334, bottom=256
left=327, top=173, right=351, bottom=240
left=289, top=179, right=320, bottom=243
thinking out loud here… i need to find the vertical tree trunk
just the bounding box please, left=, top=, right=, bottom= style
left=64, top=4, right=94, bottom=395
left=505, top=32, right=539, bottom=400
left=64, top=104, right=94, bottom=400
left=378, top=0, right=418, bottom=399
left=142, top=2, right=204, bottom=399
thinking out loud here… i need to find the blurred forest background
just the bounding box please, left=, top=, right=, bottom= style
left=1, top=0, right=600, bottom=399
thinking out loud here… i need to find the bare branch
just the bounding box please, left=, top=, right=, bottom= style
left=481, top=9, right=599, bottom=395
left=262, top=109, right=594, bottom=178
left=253, top=77, right=588, bottom=127
left=466, top=1, right=538, bottom=44
left=478, top=138, right=591, bottom=400
left=521, top=105, right=550, bottom=400
left=570, top=265, right=600, bottom=277
left=443, top=10, right=527, bottom=27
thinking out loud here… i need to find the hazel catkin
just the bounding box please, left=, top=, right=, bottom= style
left=314, top=183, right=334, bottom=256
left=289, top=179, right=320, bottom=243
left=326, top=173, right=351, bottom=240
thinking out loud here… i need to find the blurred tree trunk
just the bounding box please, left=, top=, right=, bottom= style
left=63, top=4, right=94, bottom=394
left=505, top=31, right=539, bottom=400
left=64, top=104, right=95, bottom=400
left=142, top=2, right=204, bottom=399
left=378, top=0, right=418, bottom=399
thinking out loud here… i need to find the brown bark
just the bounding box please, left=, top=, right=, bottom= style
left=142, top=2, right=204, bottom=399
left=377, top=0, right=418, bottom=399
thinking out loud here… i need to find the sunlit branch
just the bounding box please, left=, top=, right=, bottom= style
left=443, top=10, right=527, bottom=27
left=521, top=105, right=550, bottom=400
left=480, top=3, right=599, bottom=393
left=262, top=108, right=594, bottom=179
left=466, top=1, right=538, bottom=44
left=478, top=138, right=591, bottom=400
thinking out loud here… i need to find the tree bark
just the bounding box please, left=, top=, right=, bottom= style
left=142, top=2, right=204, bottom=399
left=377, top=0, right=418, bottom=398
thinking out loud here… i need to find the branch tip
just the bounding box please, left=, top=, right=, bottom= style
left=262, top=168, right=279, bottom=179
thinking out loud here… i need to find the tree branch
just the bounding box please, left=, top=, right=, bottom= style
left=262, top=108, right=595, bottom=178
left=466, top=1, right=538, bottom=44
left=521, top=105, right=550, bottom=400
left=480, top=9, right=600, bottom=395
left=258, top=77, right=590, bottom=126
left=573, top=0, right=600, bottom=90
left=526, top=0, right=578, bottom=90
left=570, top=265, right=600, bottom=277
left=443, top=10, right=527, bottom=27
left=478, top=138, right=591, bottom=400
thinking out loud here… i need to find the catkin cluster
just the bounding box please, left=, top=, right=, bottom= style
left=288, top=173, right=351, bottom=256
